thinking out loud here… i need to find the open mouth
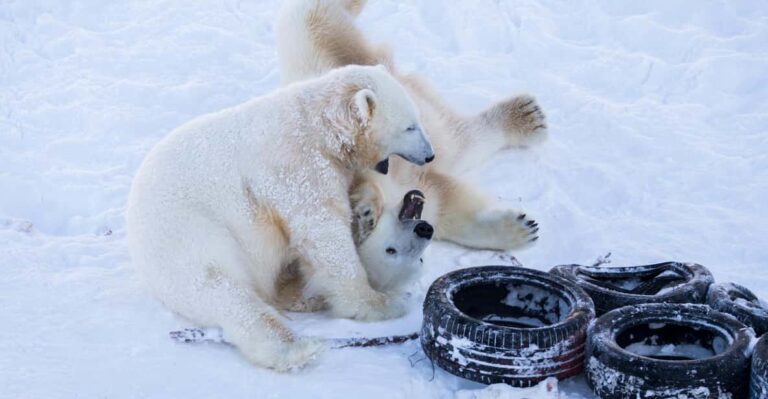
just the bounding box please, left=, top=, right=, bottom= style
left=399, top=190, right=425, bottom=221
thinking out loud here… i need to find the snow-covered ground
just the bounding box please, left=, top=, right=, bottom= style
left=1, top=1, right=767, bottom=398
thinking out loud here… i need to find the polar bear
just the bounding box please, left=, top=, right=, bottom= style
left=276, top=0, right=545, bottom=253
left=126, top=65, right=434, bottom=370
left=275, top=188, right=432, bottom=311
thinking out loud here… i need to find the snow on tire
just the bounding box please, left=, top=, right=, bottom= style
left=752, top=334, right=768, bottom=399
left=586, top=303, right=754, bottom=399
left=708, top=282, right=768, bottom=337
left=550, top=262, right=713, bottom=315
left=420, top=266, right=595, bottom=387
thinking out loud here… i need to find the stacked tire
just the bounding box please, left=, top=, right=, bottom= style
left=420, top=262, right=765, bottom=398
left=708, top=283, right=768, bottom=337
left=549, top=262, right=713, bottom=315
left=752, top=334, right=768, bottom=399
left=420, top=266, right=594, bottom=387
left=586, top=303, right=753, bottom=398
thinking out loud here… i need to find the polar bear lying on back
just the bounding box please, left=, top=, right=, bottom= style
left=277, top=0, right=545, bottom=254
left=126, top=65, right=433, bottom=370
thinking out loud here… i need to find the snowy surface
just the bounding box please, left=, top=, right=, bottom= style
left=2, top=1, right=767, bottom=398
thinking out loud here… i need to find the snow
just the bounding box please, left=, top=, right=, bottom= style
left=624, top=342, right=716, bottom=360
left=501, top=283, right=570, bottom=325
left=1, top=1, right=766, bottom=398
left=454, top=379, right=558, bottom=399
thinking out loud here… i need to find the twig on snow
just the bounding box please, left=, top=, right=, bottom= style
left=329, top=333, right=419, bottom=349
left=170, top=327, right=419, bottom=349
left=592, top=252, right=612, bottom=267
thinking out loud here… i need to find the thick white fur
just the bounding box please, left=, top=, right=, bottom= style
left=127, top=65, right=433, bottom=370
left=276, top=0, right=547, bottom=252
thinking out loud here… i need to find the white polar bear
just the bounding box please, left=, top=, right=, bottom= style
left=126, top=65, right=434, bottom=370
left=276, top=0, right=546, bottom=253
left=275, top=188, right=433, bottom=312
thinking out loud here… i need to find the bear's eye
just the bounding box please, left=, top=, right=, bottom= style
left=405, top=125, right=417, bottom=132
left=386, top=247, right=397, bottom=255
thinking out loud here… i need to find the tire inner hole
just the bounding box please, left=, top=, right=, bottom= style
left=577, top=266, right=688, bottom=295
left=616, top=322, right=730, bottom=361
left=452, top=281, right=571, bottom=328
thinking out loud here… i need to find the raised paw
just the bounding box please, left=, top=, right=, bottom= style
left=497, top=94, right=548, bottom=146
left=473, top=209, right=540, bottom=251
left=510, top=212, right=540, bottom=245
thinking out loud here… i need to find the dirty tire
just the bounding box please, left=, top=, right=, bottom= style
left=420, top=266, right=595, bottom=387
left=708, top=282, right=768, bottom=337
left=587, top=303, right=753, bottom=399
left=752, top=334, right=768, bottom=398
left=550, top=262, right=713, bottom=315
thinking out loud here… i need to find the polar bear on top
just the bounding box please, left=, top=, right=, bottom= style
left=126, top=65, right=433, bottom=370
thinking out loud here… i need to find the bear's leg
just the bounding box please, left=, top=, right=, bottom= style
left=428, top=171, right=539, bottom=251
left=179, top=267, right=325, bottom=370
left=473, top=94, right=548, bottom=148
left=147, top=221, right=325, bottom=371
left=211, top=278, right=326, bottom=371
left=398, top=73, right=547, bottom=173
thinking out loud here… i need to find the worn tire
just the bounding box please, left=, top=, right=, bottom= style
left=752, top=334, right=768, bottom=399
left=587, top=303, right=753, bottom=399
left=550, top=262, right=713, bottom=315
left=420, top=266, right=595, bottom=387
left=708, top=283, right=768, bottom=337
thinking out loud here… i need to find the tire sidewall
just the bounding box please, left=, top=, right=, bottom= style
left=587, top=303, right=753, bottom=398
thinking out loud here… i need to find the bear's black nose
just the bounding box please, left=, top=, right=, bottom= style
left=425, top=154, right=435, bottom=163
left=414, top=221, right=434, bottom=239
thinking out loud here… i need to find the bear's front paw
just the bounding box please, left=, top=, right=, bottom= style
left=268, top=337, right=326, bottom=372
left=238, top=336, right=326, bottom=372
left=333, top=291, right=407, bottom=321
left=359, top=292, right=407, bottom=321
left=500, top=94, right=548, bottom=146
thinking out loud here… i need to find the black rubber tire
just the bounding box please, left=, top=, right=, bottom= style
left=550, top=262, right=714, bottom=315
left=586, top=303, right=754, bottom=399
left=752, top=334, right=768, bottom=399
left=708, top=283, right=768, bottom=337
left=420, top=265, right=595, bottom=387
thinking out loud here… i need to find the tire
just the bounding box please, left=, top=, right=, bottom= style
left=586, top=303, right=753, bottom=399
left=752, top=334, right=768, bottom=399
left=708, top=283, right=768, bottom=337
left=549, top=262, right=713, bottom=315
left=420, top=265, right=595, bottom=387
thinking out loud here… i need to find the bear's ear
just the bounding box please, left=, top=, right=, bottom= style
left=352, top=88, right=377, bottom=127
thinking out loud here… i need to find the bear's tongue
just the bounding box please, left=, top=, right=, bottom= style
left=398, top=190, right=425, bottom=221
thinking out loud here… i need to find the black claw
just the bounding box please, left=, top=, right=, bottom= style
left=523, top=106, right=539, bottom=117
left=517, top=214, right=526, bottom=220
left=534, top=124, right=546, bottom=130
left=526, top=220, right=536, bottom=227
left=529, top=236, right=539, bottom=242
left=521, top=99, right=534, bottom=107
left=531, top=227, right=539, bottom=234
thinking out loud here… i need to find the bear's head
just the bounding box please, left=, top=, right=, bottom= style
left=351, top=187, right=432, bottom=292
left=320, top=65, right=434, bottom=174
